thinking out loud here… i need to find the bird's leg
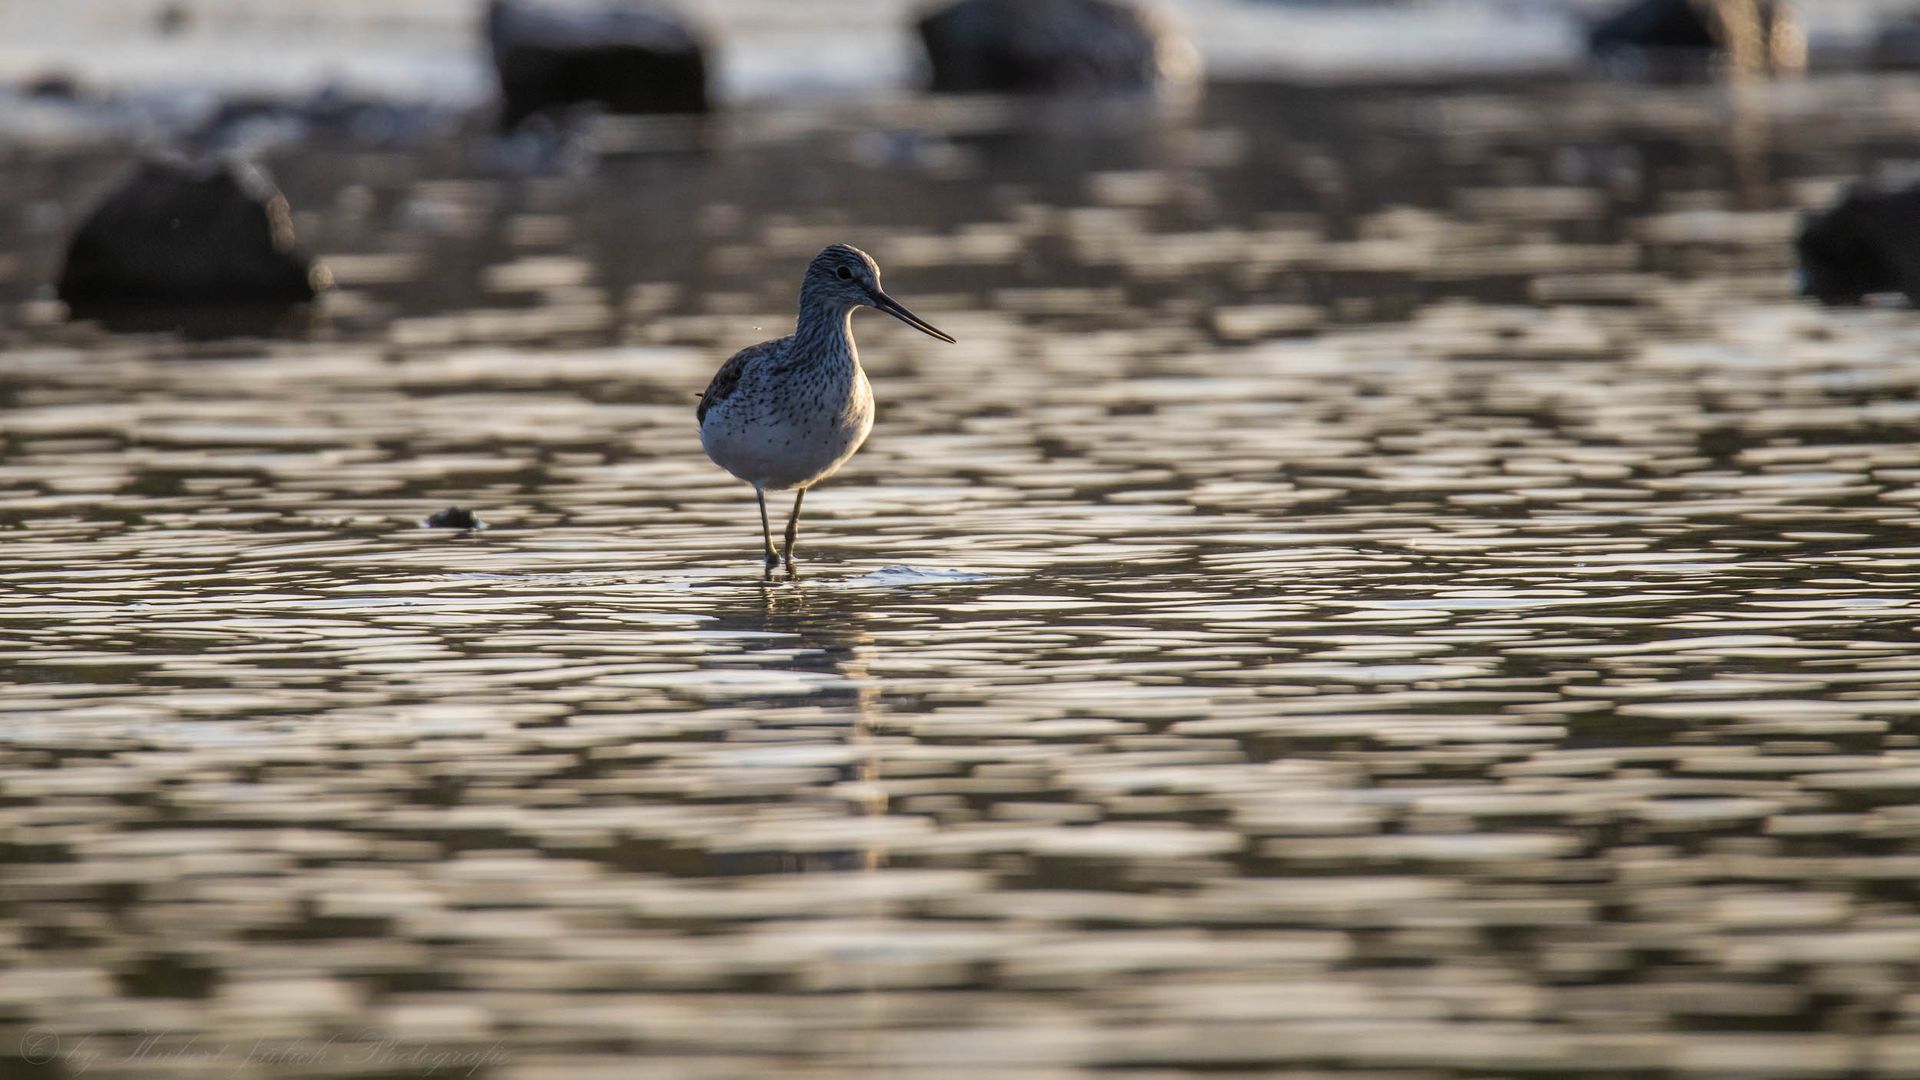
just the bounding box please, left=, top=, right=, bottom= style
left=755, top=485, right=778, bottom=573
left=782, top=488, right=806, bottom=572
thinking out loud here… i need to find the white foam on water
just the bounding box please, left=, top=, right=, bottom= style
left=839, top=564, right=995, bottom=587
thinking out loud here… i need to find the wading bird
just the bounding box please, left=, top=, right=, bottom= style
left=697, top=244, right=955, bottom=575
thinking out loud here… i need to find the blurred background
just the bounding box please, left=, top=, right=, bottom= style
left=10, top=1, right=1920, bottom=1078
left=4, top=0, right=1920, bottom=103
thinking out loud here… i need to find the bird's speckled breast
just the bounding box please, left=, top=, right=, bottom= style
left=700, top=345, right=873, bottom=491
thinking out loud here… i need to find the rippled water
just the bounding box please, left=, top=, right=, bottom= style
left=6, top=76, right=1920, bottom=1077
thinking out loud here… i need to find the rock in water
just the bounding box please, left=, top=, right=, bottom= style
left=918, top=0, right=1197, bottom=95
left=57, top=159, right=321, bottom=312
left=1870, top=17, right=1920, bottom=71
left=487, top=0, right=709, bottom=129
left=1589, top=0, right=1803, bottom=73
left=1591, top=0, right=1718, bottom=51
left=423, top=507, right=484, bottom=530
left=1796, top=185, right=1920, bottom=306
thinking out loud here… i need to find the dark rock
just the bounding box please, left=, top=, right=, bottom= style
left=1870, top=19, right=1920, bottom=71
left=917, top=0, right=1196, bottom=96
left=1795, top=184, right=1920, bottom=307
left=57, top=159, right=323, bottom=316
left=487, top=0, right=709, bottom=130
left=423, top=507, right=483, bottom=530
left=24, top=71, right=82, bottom=100
left=1589, top=0, right=1802, bottom=72
left=1591, top=0, right=1718, bottom=52
left=156, top=2, right=193, bottom=37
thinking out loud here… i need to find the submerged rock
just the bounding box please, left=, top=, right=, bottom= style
left=486, top=0, right=709, bottom=129
left=1795, top=184, right=1920, bottom=307
left=57, top=159, right=323, bottom=316
left=201, top=88, right=454, bottom=152
left=1589, top=0, right=1803, bottom=73
left=24, top=71, right=83, bottom=100
left=917, top=0, right=1197, bottom=96
left=423, top=507, right=484, bottom=530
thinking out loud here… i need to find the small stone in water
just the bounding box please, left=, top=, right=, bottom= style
left=1796, top=182, right=1920, bottom=306
left=422, top=507, right=482, bottom=530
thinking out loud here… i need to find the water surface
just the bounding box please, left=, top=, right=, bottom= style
left=3, top=76, right=1920, bottom=1078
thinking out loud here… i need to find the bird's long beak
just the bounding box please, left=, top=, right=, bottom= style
left=869, top=289, right=956, bottom=343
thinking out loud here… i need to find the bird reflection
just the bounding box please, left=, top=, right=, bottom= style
left=704, top=582, right=888, bottom=875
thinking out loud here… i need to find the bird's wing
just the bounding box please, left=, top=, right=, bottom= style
left=697, top=339, right=777, bottom=423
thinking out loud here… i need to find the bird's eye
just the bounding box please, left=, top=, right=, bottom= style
left=836, top=267, right=852, bottom=280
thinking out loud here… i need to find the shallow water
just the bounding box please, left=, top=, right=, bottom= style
left=5, top=76, right=1920, bottom=1077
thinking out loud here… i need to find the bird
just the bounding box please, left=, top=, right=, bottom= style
left=697, top=243, right=955, bottom=576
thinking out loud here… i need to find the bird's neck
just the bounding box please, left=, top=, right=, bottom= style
left=792, top=300, right=859, bottom=370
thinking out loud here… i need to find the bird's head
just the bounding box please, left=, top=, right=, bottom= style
left=802, top=243, right=954, bottom=343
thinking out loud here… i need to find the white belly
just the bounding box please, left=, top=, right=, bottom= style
left=701, top=372, right=874, bottom=491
